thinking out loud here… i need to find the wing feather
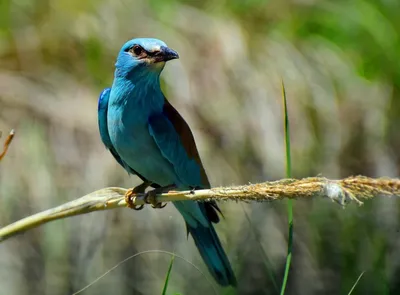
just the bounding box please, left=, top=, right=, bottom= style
left=148, top=97, right=220, bottom=223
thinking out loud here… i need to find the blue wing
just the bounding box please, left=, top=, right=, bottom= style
left=148, top=99, right=223, bottom=226
left=98, top=88, right=126, bottom=169
left=98, top=88, right=159, bottom=187
left=147, top=99, right=236, bottom=286
left=148, top=98, right=221, bottom=222
left=148, top=114, right=203, bottom=189
left=148, top=98, right=211, bottom=188
left=148, top=109, right=209, bottom=227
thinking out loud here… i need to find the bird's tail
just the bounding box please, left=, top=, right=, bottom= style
left=187, top=221, right=237, bottom=287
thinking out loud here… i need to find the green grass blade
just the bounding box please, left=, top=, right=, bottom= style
left=162, top=254, right=175, bottom=295
left=347, top=271, right=365, bottom=295
left=280, top=80, right=294, bottom=295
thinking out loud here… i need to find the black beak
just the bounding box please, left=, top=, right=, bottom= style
left=153, top=46, right=179, bottom=62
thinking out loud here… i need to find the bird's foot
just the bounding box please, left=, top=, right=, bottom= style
left=125, top=181, right=152, bottom=211
left=125, top=189, right=144, bottom=210
left=145, top=189, right=167, bottom=209
left=145, top=184, right=176, bottom=209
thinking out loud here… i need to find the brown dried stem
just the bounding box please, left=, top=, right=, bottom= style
left=0, top=129, right=15, bottom=161
left=0, top=176, right=399, bottom=242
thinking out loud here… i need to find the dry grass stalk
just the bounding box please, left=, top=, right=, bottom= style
left=0, top=176, right=399, bottom=242
left=0, top=129, right=15, bottom=161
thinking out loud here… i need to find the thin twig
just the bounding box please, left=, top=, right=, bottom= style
left=0, top=129, right=15, bottom=161
left=0, top=176, right=399, bottom=242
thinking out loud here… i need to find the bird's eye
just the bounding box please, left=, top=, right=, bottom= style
left=130, top=45, right=143, bottom=56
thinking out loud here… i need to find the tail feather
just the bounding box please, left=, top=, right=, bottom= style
left=187, top=222, right=237, bottom=287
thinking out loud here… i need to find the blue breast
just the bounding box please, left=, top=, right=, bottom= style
left=107, top=82, right=179, bottom=187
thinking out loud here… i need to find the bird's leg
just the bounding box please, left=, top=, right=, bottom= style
left=125, top=181, right=153, bottom=210
left=145, top=184, right=177, bottom=209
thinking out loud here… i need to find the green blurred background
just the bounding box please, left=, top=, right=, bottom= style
left=1, top=0, right=400, bottom=294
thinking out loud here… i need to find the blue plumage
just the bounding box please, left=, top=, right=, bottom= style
left=98, top=87, right=158, bottom=184
left=98, top=38, right=236, bottom=286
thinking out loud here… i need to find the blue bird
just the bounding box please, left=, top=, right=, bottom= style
left=98, top=38, right=236, bottom=287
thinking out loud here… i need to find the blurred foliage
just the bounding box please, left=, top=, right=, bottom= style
left=1, top=0, right=400, bottom=294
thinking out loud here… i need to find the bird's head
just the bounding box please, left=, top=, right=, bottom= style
left=115, top=38, right=179, bottom=78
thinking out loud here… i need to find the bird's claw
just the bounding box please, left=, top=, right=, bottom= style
left=152, top=202, right=167, bottom=209
left=124, top=181, right=153, bottom=210
left=145, top=190, right=167, bottom=209
left=125, top=183, right=172, bottom=210
left=124, top=189, right=144, bottom=210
